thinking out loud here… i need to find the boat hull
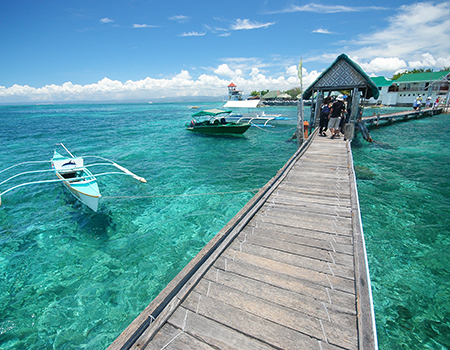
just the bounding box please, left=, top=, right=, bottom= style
left=56, top=172, right=101, bottom=211
left=186, top=123, right=251, bottom=135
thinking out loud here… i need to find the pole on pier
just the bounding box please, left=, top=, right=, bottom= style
left=344, top=88, right=360, bottom=141
left=313, top=92, right=323, bottom=130
left=297, top=98, right=304, bottom=148
left=296, top=59, right=304, bottom=148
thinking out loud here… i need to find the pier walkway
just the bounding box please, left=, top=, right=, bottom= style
left=108, top=131, right=377, bottom=350
left=361, top=107, right=443, bottom=126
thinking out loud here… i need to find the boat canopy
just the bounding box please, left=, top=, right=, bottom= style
left=223, top=100, right=260, bottom=108
left=191, top=109, right=232, bottom=117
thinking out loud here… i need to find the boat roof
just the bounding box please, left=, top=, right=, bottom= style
left=191, top=109, right=232, bottom=117
left=223, top=100, right=260, bottom=108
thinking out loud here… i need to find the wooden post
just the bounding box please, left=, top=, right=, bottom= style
left=296, top=98, right=304, bottom=148
left=310, top=91, right=322, bottom=135
left=345, top=88, right=360, bottom=141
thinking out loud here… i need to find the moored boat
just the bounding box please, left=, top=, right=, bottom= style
left=52, top=148, right=101, bottom=212
left=0, top=143, right=146, bottom=212
left=186, top=109, right=251, bottom=135
left=223, top=100, right=296, bottom=126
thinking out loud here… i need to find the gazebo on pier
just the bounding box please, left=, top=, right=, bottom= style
left=303, top=53, right=379, bottom=140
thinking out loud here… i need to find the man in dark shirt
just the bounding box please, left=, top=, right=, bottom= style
left=328, top=95, right=346, bottom=139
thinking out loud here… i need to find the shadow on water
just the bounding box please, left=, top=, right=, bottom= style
left=187, top=132, right=249, bottom=140
left=63, top=196, right=116, bottom=239
left=352, top=133, right=394, bottom=150
left=371, top=141, right=395, bottom=149
left=354, top=165, right=376, bottom=180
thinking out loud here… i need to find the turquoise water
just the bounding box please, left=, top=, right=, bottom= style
left=0, top=103, right=299, bottom=349
left=1, top=103, right=448, bottom=349
left=352, top=113, right=450, bottom=349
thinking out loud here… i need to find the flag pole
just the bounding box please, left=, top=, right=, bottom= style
left=297, top=59, right=304, bottom=148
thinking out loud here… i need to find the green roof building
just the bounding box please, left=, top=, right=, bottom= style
left=369, top=71, right=450, bottom=106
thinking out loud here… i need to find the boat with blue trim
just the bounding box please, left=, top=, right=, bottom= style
left=186, top=109, right=251, bottom=135
left=0, top=143, right=146, bottom=212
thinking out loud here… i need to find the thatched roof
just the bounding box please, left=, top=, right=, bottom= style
left=303, top=53, right=379, bottom=100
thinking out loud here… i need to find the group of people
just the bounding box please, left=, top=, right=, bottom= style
left=318, top=94, right=349, bottom=139
left=414, top=95, right=442, bottom=110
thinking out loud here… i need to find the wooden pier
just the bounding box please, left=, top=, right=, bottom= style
left=361, top=107, right=443, bottom=127
left=108, top=130, right=377, bottom=350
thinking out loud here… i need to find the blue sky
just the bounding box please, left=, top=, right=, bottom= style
left=1, top=0, right=449, bottom=103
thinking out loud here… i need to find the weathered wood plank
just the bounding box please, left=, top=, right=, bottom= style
left=180, top=292, right=325, bottom=349
left=167, top=308, right=276, bottom=350
left=203, top=267, right=356, bottom=320
left=271, top=190, right=352, bottom=207
left=252, top=213, right=353, bottom=238
left=245, top=221, right=353, bottom=246
left=240, top=225, right=354, bottom=256
left=216, top=250, right=355, bottom=294
left=228, top=231, right=354, bottom=268
left=144, top=323, right=216, bottom=350
left=212, top=254, right=356, bottom=311
left=226, top=239, right=354, bottom=280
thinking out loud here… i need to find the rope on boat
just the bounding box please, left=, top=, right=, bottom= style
left=252, top=124, right=297, bottom=133
left=102, top=188, right=260, bottom=200
left=0, top=160, right=50, bottom=174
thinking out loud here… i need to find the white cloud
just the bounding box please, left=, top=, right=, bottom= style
left=100, top=18, right=113, bottom=23
left=133, top=24, right=157, bottom=28
left=347, top=1, right=450, bottom=73
left=214, top=64, right=243, bottom=78
left=436, top=55, right=450, bottom=67
left=169, top=15, right=189, bottom=23
left=312, top=28, right=334, bottom=34
left=231, top=19, right=275, bottom=30
left=180, top=31, right=206, bottom=37
left=0, top=64, right=323, bottom=103
left=408, top=52, right=436, bottom=68
left=357, top=57, right=407, bottom=73
left=278, top=4, right=386, bottom=13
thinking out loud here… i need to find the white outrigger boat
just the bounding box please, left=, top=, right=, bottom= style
left=0, top=143, right=146, bottom=212
left=223, top=100, right=296, bottom=126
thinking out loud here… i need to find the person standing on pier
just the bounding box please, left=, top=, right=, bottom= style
left=413, top=97, right=422, bottom=110
left=319, top=96, right=332, bottom=136
left=328, top=94, right=346, bottom=139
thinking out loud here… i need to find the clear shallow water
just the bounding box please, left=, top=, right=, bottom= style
left=0, top=103, right=299, bottom=349
left=1, top=103, right=448, bottom=349
left=352, top=113, right=450, bottom=349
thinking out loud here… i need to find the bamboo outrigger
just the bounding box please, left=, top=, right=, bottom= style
left=0, top=143, right=146, bottom=212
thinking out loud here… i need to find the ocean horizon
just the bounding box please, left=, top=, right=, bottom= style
left=0, top=102, right=448, bottom=349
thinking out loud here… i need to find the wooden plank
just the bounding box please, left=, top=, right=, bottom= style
left=240, top=225, right=354, bottom=255
left=262, top=201, right=352, bottom=218
left=167, top=308, right=276, bottom=350
left=179, top=292, right=327, bottom=350
left=215, top=250, right=355, bottom=294
left=181, top=286, right=358, bottom=350
left=203, top=267, right=356, bottom=320
left=144, top=323, right=215, bottom=350
left=228, top=230, right=354, bottom=268
left=245, top=221, right=353, bottom=246
left=212, top=253, right=356, bottom=311
left=253, top=212, right=353, bottom=238
left=226, top=238, right=354, bottom=280
left=272, top=190, right=351, bottom=207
